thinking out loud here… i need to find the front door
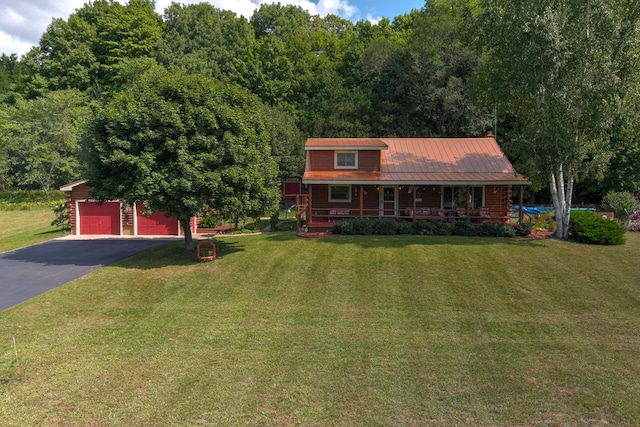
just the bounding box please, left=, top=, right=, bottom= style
left=380, top=186, right=397, bottom=217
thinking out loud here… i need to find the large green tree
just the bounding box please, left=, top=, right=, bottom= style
left=157, top=3, right=256, bottom=87
left=476, top=0, right=640, bottom=238
left=0, top=89, right=90, bottom=197
left=84, top=68, right=279, bottom=249
left=21, top=0, right=162, bottom=97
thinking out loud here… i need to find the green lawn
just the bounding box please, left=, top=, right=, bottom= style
left=0, top=209, right=67, bottom=253
left=1, top=233, right=639, bottom=425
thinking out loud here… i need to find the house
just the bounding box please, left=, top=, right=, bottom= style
left=60, top=180, right=195, bottom=236
left=298, top=133, right=529, bottom=232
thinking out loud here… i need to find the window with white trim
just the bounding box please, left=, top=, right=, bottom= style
left=335, top=151, right=357, bottom=169
left=443, top=186, right=484, bottom=209
left=329, top=185, right=351, bottom=202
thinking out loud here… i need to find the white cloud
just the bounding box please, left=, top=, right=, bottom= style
left=1, top=0, right=366, bottom=56
left=366, top=14, right=382, bottom=25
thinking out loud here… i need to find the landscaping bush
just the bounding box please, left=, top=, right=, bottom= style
left=513, top=221, right=534, bottom=237
left=477, top=221, right=499, bottom=236
left=396, top=222, right=416, bottom=235
left=199, top=212, right=221, bottom=228
left=413, top=220, right=437, bottom=235
left=428, top=221, right=451, bottom=235
left=372, top=218, right=399, bottom=235
left=629, top=210, right=640, bottom=232
left=50, top=203, right=70, bottom=230
left=569, top=210, right=626, bottom=245
left=334, top=218, right=524, bottom=238
left=452, top=220, right=477, bottom=236
left=351, top=219, right=374, bottom=235
left=333, top=219, right=374, bottom=235
left=601, top=191, right=640, bottom=222
left=533, top=211, right=556, bottom=232
left=332, top=219, right=351, bottom=235
left=494, top=222, right=516, bottom=237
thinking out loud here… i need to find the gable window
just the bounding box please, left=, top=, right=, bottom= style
left=335, top=151, right=357, bottom=169
left=329, top=185, right=351, bottom=202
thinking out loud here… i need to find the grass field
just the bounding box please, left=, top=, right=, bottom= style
left=1, top=232, right=639, bottom=426
left=0, top=209, right=67, bottom=253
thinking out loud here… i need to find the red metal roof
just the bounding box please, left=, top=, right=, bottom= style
left=305, top=138, right=388, bottom=150
left=303, top=136, right=529, bottom=185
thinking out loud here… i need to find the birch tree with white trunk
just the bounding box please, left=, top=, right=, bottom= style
left=475, top=0, right=640, bottom=238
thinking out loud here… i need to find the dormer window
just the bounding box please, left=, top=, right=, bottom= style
left=335, top=151, right=357, bottom=169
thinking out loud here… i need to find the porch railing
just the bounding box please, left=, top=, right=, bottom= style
left=308, top=207, right=506, bottom=224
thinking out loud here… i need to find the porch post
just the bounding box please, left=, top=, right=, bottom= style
left=466, top=185, right=471, bottom=217
left=308, top=185, right=313, bottom=228
left=412, top=185, right=417, bottom=220
left=359, top=185, right=363, bottom=218
left=519, top=185, right=524, bottom=224
left=296, top=194, right=302, bottom=231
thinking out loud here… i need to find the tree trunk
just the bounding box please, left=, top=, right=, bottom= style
left=549, top=165, right=574, bottom=239
left=180, top=218, right=194, bottom=251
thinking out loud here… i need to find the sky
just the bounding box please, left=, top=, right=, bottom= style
left=0, top=0, right=426, bottom=56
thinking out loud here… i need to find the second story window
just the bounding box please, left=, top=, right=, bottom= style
left=335, top=151, right=357, bottom=169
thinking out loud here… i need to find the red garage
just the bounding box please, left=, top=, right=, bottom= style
left=78, top=201, right=121, bottom=235
left=61, top=180, right=192, bottom=236
left=135, top=204, right=179, bottom=235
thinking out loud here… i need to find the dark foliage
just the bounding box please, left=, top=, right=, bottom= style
left=452, top=220, right=477, bottom=236
left=513, top=222, right=534, bottom=237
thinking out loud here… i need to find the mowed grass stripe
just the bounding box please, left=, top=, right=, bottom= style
left=1, top=233, right=639, bottom=425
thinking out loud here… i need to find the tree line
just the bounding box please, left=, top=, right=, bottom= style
left=0, top=0, right=638, bottom=239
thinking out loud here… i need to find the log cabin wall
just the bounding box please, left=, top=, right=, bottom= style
left=308, top=150, right=381, bottom=172
left=484, top=185, right=512, bottom=220
left=68, top=184, right=92, bottom=234
left=416, top=186, right=442, bottom=208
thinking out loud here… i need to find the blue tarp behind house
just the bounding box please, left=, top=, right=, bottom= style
left=513, top=206, right=595, bottom=215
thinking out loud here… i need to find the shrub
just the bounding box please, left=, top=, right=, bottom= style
left=351, top=219, right=373, bottom=235
left=51, top=203, right=70, bottom=230
left=452, top=220, right=477, bottom=236
left=513, top=222, right=534, bottom=237
left=533, top=211, right=556, bottom=232
left=477, top=221, right=499, bottom=236
left=372, top=219, right=398, bottom=235
left=333, top=219, right=374, bottom=235
left=413, top=220, right=437, bottom=235
left=569, top=210, right=626, bottom=245
left=601, top=191, right=640, bottom=222
left=431, top=221, right=453, bottom=236
left=199, top=212, right=221, bottom=228
left=494, top=223, right=516, bottom=237
left=396, top=222, right=415, bottom=235
left=332, top=220, right=352, bottom=235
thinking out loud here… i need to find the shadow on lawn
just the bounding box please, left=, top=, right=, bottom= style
left=121, top=238, right=246, bottom=269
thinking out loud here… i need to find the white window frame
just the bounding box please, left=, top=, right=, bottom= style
left=334, top=151, right=358, bottom=169
left=442, top=185, right=485, bottom=209
left=329, top=185, right=352, bottom=202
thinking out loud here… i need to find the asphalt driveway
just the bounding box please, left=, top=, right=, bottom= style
left=0, top=238, right=173, bottom=311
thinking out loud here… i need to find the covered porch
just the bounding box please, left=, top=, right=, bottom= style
left=296, top=183, right=526, bottom=233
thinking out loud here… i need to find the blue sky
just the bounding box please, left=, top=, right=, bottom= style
left=351, top=0, right=426, bottom=21
left=0, top=0, right=427, bottom=56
